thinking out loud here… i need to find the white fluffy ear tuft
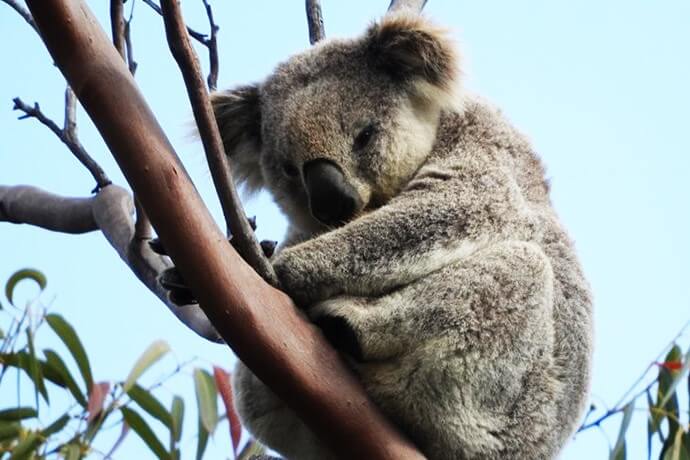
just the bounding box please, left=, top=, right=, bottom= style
left=210, top=84, right=264, bottom=194
left=365, top=13, right=461, bottom=109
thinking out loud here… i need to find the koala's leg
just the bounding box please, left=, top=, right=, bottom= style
left=311, top=241, right=560, bottom=459
left=232, top=362, right=337, bottom=460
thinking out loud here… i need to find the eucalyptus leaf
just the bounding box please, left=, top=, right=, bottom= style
left=121, top=407, right=170, bottom=460
left=5, top=269, right=46, bottom=305
left=610, top=402, right=634, bottom=460
left=128, top=384, right=172, bottom=428
left=45, top=314, right=93, bottom=390
left=123, top=340, right=170, bottom=392
left=194, top=368, right=218, bottom=434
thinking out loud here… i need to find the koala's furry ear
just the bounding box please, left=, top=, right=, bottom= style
left=210, top=84, right=264, bottom=194
left=365, top=13, right=459, bottom=107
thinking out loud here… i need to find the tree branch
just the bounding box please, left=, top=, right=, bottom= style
left=13, top=96, right=111, bottom=191
left=110, top=0, right=126, bottom=59
left=159, top=0, right=275, bottom=285
left=0, top=183, right=221, bottom=342
left=305, top=0, right=325, bottom=45
left=201, top=0, right=219, bottom=91
left=23, top=0, right=425, bottom=457
left=387, top=0, right=428, bottom=13
left=141, top=0, right=208, bottom=45
left=1, top=0, right=37, bottom=32
left=0, top=185, right=97, bottom=233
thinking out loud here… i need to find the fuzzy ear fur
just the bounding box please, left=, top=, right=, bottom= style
left=365, top=13, right=460, bottom=107
left=210, top=84, right=264, bottom=193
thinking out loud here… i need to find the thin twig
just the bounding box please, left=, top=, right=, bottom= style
left=305, top=0, right=325, bottom=45
left=112, top=0, right=149, bottom=237
left=387, top=0, right=428, bottom=13
left=141, top=0, right=209, bottom=45
left=13, top=96, right=111, bottom=190
left=577, top=319, right=690, bottom=433
left=159, top=0, right=276, bottom=285
left=133, top=197, right=152, bottom=240
left=124, top=17, right=138, bottom=75
left=110, top=0, right=126, bottom=59
left=1, top=0, right=37, bottom=32
left=201, top=0, right=219, bottom=91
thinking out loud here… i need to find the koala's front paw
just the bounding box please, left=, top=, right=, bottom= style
left=272, top=250, right=315, bottom=308
left=150, top=222, right=276, bottom=305
left=310, top=298, right=366, bottom=362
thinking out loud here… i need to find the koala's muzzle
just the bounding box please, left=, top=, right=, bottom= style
left=303, top=159, right=361, bottom=226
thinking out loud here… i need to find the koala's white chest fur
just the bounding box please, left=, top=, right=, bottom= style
left=215, top=12, right=593, bottom=460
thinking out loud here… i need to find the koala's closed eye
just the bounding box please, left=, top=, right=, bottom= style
left=353, top=123, right=377, bottom=151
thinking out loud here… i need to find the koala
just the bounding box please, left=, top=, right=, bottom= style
left=207, top=12, right=593, bottom=460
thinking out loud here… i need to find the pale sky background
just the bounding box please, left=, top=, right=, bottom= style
left=1, top=1, right=689, bottom=459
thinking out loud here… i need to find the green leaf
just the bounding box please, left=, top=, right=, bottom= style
left=196, top=415, right=209, bottom=460
left=610, top=402, right=634, bottom=460
left=660, top=347, right=690, bottom=408
left=128, top=384, right=172, bottom=428
left=9, top=430, right=42, bottom=460
left=45, top=314, right=93, bottom=390
left=237, top=439, right=265, bottom=460
left=42, top=413, right=71, bottom=437
left=194, top=368, right=218, bottom=434
left=25, top=328, right=49, bottom=405
left=4, top=352, right=50, bottom=405
left=121, top=407, right=170, bottom=460
left=62, top=443, right=82, bottom=460
left=0, top=408, right=37, bottom=422
left=662, top=428, right=690, bottom=460
left=123, top=340, right=170, bottom=392
left=0, top=422, right=22, bottom=442
left=5, top=269, right=46, bottom=305
left=170, top=395, right=184, bottom=452
left=43, top=349, right=87, bottom=407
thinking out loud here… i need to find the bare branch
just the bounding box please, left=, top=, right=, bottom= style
left=13, top=97, right=111, bottom=190
left=0, top=185, right=97, bottom=233
left=305, top=0, right=325, bottom=45
left=64, top=86, right=77, bottom=137
left=133, top=197, right=152, bottom=240
left=160, top=0, right=275, bottom=285
left=387, top=0, right=428, bottom=13
left=110, top=0, right=126, bottom=59
left=201, top=0, right=219, bottom=91
left=141, top=0, right=209, bottom=45
left=0, top=183, right=221, bottom=341
left=23, top=0, right=425, bottom=456
left=124, top=17, right=138, bottom=75
left=1, top=0, right=37, bottom=32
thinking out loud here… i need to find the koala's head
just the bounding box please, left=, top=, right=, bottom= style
left=212, top=14, right=459, bottom=234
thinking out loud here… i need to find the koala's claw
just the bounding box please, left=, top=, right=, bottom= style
left=260, top=240, right=278, bottom=258
left=160, top=267, right=198, bottom=305
left=148, top=237, right=167, bottom=256
left=313, top=315, right=364, bottom=362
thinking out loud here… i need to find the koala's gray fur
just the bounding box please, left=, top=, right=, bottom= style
left=212, top=13, right=593, bottom=460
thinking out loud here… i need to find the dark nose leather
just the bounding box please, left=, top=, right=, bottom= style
left=303, top=159, right=361, bottom=226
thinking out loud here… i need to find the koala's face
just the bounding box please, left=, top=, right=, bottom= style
left=212, top=14, right=459, bottom=234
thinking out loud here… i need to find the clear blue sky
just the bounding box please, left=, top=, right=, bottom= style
left=1, top=1, right=689, bottom=459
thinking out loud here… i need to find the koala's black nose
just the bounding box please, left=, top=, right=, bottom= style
left=303, top=159, right=361, bottom=226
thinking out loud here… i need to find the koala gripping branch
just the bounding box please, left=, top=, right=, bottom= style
left=23, top=1, right=425, bottom=459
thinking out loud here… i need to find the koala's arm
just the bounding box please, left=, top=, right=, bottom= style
left=274, top=161, right=518, bottom=306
